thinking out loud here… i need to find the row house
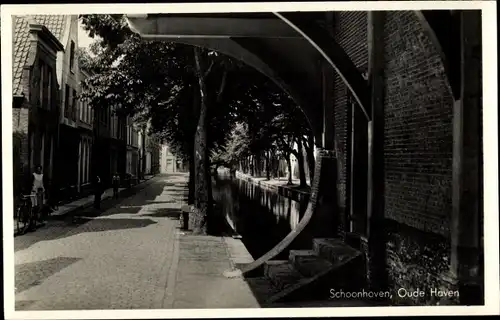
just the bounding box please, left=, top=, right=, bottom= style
left=138, top=122, right=161, bottom=177
left=12, top=16, right=64, bottom=197
left=77, top=67, right=94, bottom=196
left=13, top=14, right=90, bottom=202
left=13, top=15, right=161, bottom=202
left=126, top=118, right=140, bottom=179
left=54, top=15, right=82, bottom=201
left=160, top=143, right=183, bottom=173
left=92, top=103, right=127, bottom=188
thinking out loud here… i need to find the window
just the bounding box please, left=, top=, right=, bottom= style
left=39, top=60, right=45, bottom=108
left=79, top=100, right=83, bottom=122
left=82, top=101, right=86, bottom=123
left=29, top=130, right=34, bottom=169
left=64, top=85, right=70, bottom=118
left=47, top=67, right=52, bottom=110
left=69, top=40, right=76, bottom=71
left=87, top=143, right=92, bottom=182
left=72, top=89, right=78, bottom=121
left=40, top=133, right=45, bottom=169
left=82, top=142, right=87, bottom=183
left=85, top=103, right=89, bottom=123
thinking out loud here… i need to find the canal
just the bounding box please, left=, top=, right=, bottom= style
left=212, top=170, right=311, bottom=261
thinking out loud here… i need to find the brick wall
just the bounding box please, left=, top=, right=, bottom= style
left=332, top=12, right=368, bottom=234
left=13, top=28, right=61, bottom=197
left=382, top=11, right=455, bottom=305
left=383, top=11, right=454, bottom=235
left=12, top=102, right=30, bottom=195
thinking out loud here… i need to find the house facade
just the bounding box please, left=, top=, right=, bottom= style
left=160, top=144, right=179, bottom=173
left=37, top=14, right=84, bottom=201
left=91, top=98, right=112, bottom=187
left=77, top=67, right=94, bottom=196
left=126, top=118, right=140, bottom=178
left=12, top=16, right=64, bottom=197
left=138, top=122, right=161, bottom=177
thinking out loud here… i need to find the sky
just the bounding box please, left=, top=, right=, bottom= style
left=78, top=20, right=97, bottom=50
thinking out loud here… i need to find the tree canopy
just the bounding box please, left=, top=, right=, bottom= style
left=78, top=14, right=315, bottom=185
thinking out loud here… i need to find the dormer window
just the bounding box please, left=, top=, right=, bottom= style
left=70, top=40, right=76, bottom=72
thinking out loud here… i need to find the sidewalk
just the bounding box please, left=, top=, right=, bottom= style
left=50, top=175, right=154, bottom=216
left=51, top=175, right=156, bottom=217
left=15, top=173, right=261, bottom=309
left=163, top=176, right=260, bottom=308
left=13, top=175, right=156, bottom=234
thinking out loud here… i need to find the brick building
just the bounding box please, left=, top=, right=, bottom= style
left=28, top=15, right=84, bottom=201
left=126, top=118, right=140, bottom=178
left=160, top=143, right=180, bottom=173
left=138, top=122, right=161, bottom=177
left=92, top=104, right=127, bottom=188
left=91, top=98, right=111, bottom=187
left=145, top=131, right=161, bottom=175
left=12, top=16, right=64, bottom=197
left=77, top=67, right=94, bottom=196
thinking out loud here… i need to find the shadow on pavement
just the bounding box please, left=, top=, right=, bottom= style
left=61, top=217, right=158, bottom=237
left=15, top=178, right=163, bottom=252
left=142, top=207, right=181, bottom=219
left=15, top=257, right=82, bottom=294
left=15, top=300, right=38, bottom=310
left=145, top=200, right=176, bottom=204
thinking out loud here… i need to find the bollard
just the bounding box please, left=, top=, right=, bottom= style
left=181, top=204, right=191, bottom=230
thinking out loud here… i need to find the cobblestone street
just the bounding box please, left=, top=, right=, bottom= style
left=14, top=174, right=259, bottom=310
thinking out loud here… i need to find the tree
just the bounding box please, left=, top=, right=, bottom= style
left=79, top=14, right=316, bottom=234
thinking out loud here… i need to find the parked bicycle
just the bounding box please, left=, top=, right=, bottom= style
left=14, top=194, right=37, bottom=235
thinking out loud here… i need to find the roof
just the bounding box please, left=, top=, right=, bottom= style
left=12, top=15, right=68, bottom=96
left=13, top=16, right=31, bottom=96
left=31, top=15, right=68, bottom=42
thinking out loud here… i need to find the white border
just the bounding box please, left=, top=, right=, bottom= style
left=2, top=1, right=498, bottom=319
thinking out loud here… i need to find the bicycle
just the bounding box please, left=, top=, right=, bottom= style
left=14, top=194, right=37, bottom=235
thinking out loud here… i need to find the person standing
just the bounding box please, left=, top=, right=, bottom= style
left=93, top=175, right=103, bottom=209
left=30, top=165, right=47, bottom=227
left=112, top=173, right=120, bottom=199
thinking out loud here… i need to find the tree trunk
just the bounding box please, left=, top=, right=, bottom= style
left=206, top=151, right=213, bottom=205
left=286, top=155, right=293, bottom=185
left=188, top=153, right=195, bottom=204
left=296, top=139, right=308, bottom=187
left=250, top=155, right=254, bottom=176
left=272, top=151, right=279, bottom=178
left=255, top=153, right=261, bottom=177
left=192, top=48, right=211, bottom=235
left=265, top=151, right=271, bottom=180
left=305, top=135, right=315, bottom=183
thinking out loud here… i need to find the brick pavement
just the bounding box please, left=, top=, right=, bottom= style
left=13, top=175, right=156, bottom=234
left=14, top=173, right=259, bottom=310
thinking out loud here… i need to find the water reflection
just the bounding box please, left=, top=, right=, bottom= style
left=212, top=171, right=309, bottom=260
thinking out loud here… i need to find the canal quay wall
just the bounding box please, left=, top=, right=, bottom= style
left=234, top=171, right=310, bottom=204
left=218, top=169, right=460, bottom=306
left=213, top=169, right=311, bottom=261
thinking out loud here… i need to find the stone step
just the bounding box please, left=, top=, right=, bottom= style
left=292, top=254, right=334, bottom=278
left=312, top=238, right=361, bottom=265
left=288, top=249, right=315, bottom=265
left=263, top=260, right=305, bottom=292
left=244, top=277, right=280, bottom=304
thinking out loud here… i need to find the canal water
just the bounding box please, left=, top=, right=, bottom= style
left=212, top=171, right=310, bottom=260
